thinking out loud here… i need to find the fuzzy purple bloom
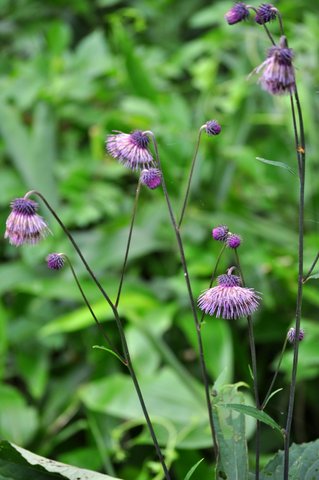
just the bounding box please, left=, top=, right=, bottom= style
left=47, top=253, right=65, bottom=270
left=198, top=271, right=261, bottom=319
left=212, top=225, right=229, bottom=242
left=254, top=36, right=296, bottom=95
left=255, top=3, right=278, bottom=24
left=5, top=197, right=50, bottom=246
left=140, top=168, right=162, bottom=189
left=287, top=327, right=305, bottom=344
left=227, top=233, right=241, bottom=249
left=106, top=130, right=153, bottom=170
left=225, top=2, right=250, bottom=25
left=205, top=120, right=222, bottom=136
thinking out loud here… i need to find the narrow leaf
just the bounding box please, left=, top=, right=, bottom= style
left=184, top=458, right=204, bottom=480
left=262, top=388, right=283, bottom=409
left=224, top=404, right=283, bottom=435
left=92, top=345, right=125, bottom=364
left=256, top=157, right=296, bottom=175
left=306, top=272, right=319, bottom=281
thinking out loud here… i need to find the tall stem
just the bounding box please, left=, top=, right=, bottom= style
left=25, top=190, right=172, bottom=480
left=261, top=337, right=288, bottom=410
left=147, top=132, right=219, bottom=460
left=283, top=88, right=306, bottom=480
left=115, top=179, right=141, bottom=308
left=200, top=244, right=226, bottom=324
left=234, top=250, right=260, bottom=479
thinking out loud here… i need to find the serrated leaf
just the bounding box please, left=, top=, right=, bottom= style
left=184, top=458, right=204, bottom=480
left=224, top=404, right=283, bottom=435
left=256, top=157, right=296, bottom=175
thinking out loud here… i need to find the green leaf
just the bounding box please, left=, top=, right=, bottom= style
left=224, top=404, right=283, bottom=435
left=256, top=157, right=296, bottom=175
left=306, top=272, right=319, bottom=281
left=260, top=439, right=319, bottom=479
left=92, top=345, right=125, bottom=364
left=184, top=458, right=204, bottom=480
left=0, top=441, right=121, bottom=479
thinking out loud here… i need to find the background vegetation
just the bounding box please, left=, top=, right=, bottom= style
left=1, top=0, right=319, bottom=478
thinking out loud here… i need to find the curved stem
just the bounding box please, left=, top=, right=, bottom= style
left=303, top=251, right=319, bottom=283
left=178, top=126, right=205, bottom=228
left=277, top=12, right=285, bottom=37
left=235, top=250, right=260, bottom=480
left=64, top=255, right=126, bottom=364
left=146, top=131, right=219, bottom=460
left=115, top=179, right=141, bottom=308
left=25, top=190, right=172, bottom=480
left=283, top=87, right=306, bottom=480
left=247, top=6, right=276, bottom=45
left=261, top=337, right=288, bottom=410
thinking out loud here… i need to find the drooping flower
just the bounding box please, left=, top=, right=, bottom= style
left=205, top=120, right=222, bottom=136
left=225, top=3, right=250, bottom=25
left=198, top=269, right=261, bottom=319
left=212, top=225, right=229, bottom=242
left=46, top=253, right=65, bottom=270
left=287, top=327, right=305, bottom=344
left=255, top=3, right=278, bottom=24
left=140, top=168, right=162, bottom=190
left=4, top=197, right=50, bottom=246
left=227, top=233, right=241, bottom=249
left=254, top=36, right=296, bottom=95
left=106, top=130, right=153, bottom=170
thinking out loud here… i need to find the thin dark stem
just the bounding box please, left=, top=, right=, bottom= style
left=248, top=6, right=276, bottom=46
left=115, top=179, right=141, bottom=308
left=25, top=190, right=172, bottom=480
left=277, top=12, right=285, bottom=37
left=64, top=255, right=126, bottom=364
left=261, top=337, right=288, bottom=410
left=178, top=126, right=204, bottom=228
left=147, top=132, right=219, bottom=460
left=289, top=94, right=301, bottom=176
left=283, top=87, right=306, bottom=480
left=235, top=250, right=260, bottom=480
left=200, top=244, right=226, bottom=324
left=303, top=251, right=319, bottom=283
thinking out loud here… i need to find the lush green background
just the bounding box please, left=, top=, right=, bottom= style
left=1, top=0, right=319, bottom=478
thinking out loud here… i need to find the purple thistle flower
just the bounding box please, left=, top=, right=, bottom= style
left=106, top=130, right=153, bottom=171
left=212, top=225, right=229, bottom=242
left=287, top=327, right=305, bottom=344
left=140, top=168, right=162, bottom=190
left=225, top=2, right=250, bottom=25
left=46, top=253, right=65, bottom=270
left=205, top=120, right=222, bottom=136
left=254, top=36, right=296, bottom=95
left=255, top=3, right=278, bottom=24
left=198, top=270, right=261, bottom=319
left=4, top=197, right=50, bottom=246
left=227, top=233, right=241, bottom=249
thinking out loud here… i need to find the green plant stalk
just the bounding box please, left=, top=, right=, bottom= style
left=261, top=337, right=288, bottom=410
left=147, top=132, right=219, bottom=461
left=115, top=179, right=141, bottom=309
left=234, top=250, right=260, bottom=480
left=25, top=190, right=172, bottom=480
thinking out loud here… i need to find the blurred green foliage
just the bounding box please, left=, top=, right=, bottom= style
left=1, top=0, right=319, bottom=478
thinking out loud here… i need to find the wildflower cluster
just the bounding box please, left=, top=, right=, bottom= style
left=225, top=3, right=278, bottom=25
left=212, top=224, right=241, bottom=249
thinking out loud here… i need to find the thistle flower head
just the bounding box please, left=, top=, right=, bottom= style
left=106, top=130, right=153, bottom=171
left=255, top=3, right=278, bottom=24
left=205, top=120, right=222, bottom=136
left=198, top=268, right=261, bottom=319
left=5, top=197, right=50, bottom=246
left=225, top=2, right=250, bottom=25
left=227, top=233, right=241, bottom=249
left=46, top=253, right=65, bottom=270
left=212, top=225, right=229, bottom=242
left=140, top=168, right=162, bottom=189
left=287, top=327, right=305, bottom=344
left=254, top=36, right=296, bottom=95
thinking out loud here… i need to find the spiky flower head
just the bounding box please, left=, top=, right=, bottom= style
left=227, top=233, right=241, bottom=249
left=205, top=120, right=222, bottom=136
left=106, top=130, right=153, bottom=170
left=46, top=253, right=65, bottom=270
left=140, top=168, right=162, bottom=189
left=255, top=3, right=278, bottom=24
left=5, top=197, right=50, bottom=246
left=254, top=36, right=296, bottom=95
left=287, top=327, right=305, bottom=344
left=225, top=2, right=250, bottom=25
left=198, top=268, right=261, bottom=319
left=212, top=225, right=229, bottom=242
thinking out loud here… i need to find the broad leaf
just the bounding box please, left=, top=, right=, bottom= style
left=224, top=404, right=283, bottom=435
